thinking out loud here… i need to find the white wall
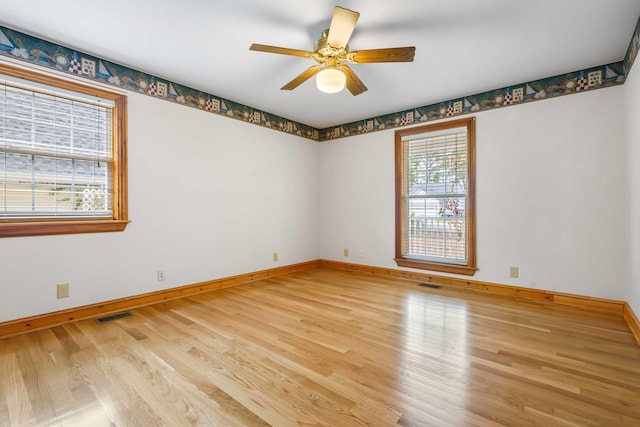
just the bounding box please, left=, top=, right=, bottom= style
left=0, top=63, right=635, bottom=324
left=319, top=86, right=629, bottom=300
left=0, top=90, right=319, bottom=322
left=625, top=60, right=640, bottom=316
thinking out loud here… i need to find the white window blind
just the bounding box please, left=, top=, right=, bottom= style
left=0, top=78, right=114, bottom=219
left=403, top=128, right=468, bottom=264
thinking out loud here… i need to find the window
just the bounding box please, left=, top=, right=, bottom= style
left=0, top=63, right=129, bottom=237
left=395, top=117, right=476, bottom=275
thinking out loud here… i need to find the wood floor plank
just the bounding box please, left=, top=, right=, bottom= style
left=127, top=319, right=270, bottom=426
left=1, top=350, right=35, bottom=426
left=1, top=268, right=639, bottom=426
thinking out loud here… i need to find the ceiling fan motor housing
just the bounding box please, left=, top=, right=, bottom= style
left=314, top=30, right=348, bottom=62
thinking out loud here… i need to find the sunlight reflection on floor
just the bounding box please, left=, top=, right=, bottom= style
left=401, top=291, right=469, bottom=423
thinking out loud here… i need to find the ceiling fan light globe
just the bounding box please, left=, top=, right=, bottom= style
left=316, top=68, right=346, bottom=94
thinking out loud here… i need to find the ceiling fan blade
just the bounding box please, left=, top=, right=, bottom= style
left=249, top=44, right=313, bottom=58
left=350, top=47, right=416, bottom=63
left=327, top=6, right=360, bottom=49
left=340, top=64, right=368, bottom=96
left=281, top=65, right=324, bottom=90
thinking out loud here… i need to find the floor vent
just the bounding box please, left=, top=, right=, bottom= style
left=418, top=283, right=442, bottom=289
left=96, top=311, right=133, bottom=324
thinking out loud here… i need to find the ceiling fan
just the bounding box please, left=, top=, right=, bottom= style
left=249, top=6, right=415, bottom=96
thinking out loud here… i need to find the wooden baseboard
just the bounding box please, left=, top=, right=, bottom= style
left=624, top=302, right=640, bottom=346
left=0, top=260, right=322, bottom=339
left=320, top=260, right=626, bottom=314
left=2, top=258, right=636, bottom=346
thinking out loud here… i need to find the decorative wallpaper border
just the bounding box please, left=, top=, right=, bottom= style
left=624, top=15, right=640, bottom=77
left=1, top=16, right=639, bottom=143
left=321, top=62, right=625, bottom=141
left=0, top=25, right=319, bottom=140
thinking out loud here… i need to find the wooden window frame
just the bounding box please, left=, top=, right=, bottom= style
left=394, top=117, right=477, bottom=276
left=0, top=63, right=129, bottom=238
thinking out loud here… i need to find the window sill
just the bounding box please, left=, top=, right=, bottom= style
left=0, top=219, right=131, bottom=238
left=395, top=258, right=478, bottom=276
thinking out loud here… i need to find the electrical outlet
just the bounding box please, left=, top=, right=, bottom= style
left=157, top=270, right=167, bottom=281
left=509, top=266, right=519, bottom=278
left=57, top=283, right=69, bottom=299
left=273, top=252, right=278, bottom=262
left=343, top=248, right=349, bottom=257
left=360, top=249, right=366, bottom=258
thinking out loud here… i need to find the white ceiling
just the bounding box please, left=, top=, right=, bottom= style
left=1, top=0, right=639, bottom=129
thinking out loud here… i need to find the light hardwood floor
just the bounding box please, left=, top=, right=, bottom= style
left=1, top=268, right=639, bottom=426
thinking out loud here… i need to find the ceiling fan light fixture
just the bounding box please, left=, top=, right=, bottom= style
left=316, top=68, right=346, bottom=93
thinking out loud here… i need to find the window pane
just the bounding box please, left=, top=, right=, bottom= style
left=1, top=81, right=114, bottom=218
left=404, top=132, right=468, bottom=263
left=395, top=117, right=476, bottom=275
